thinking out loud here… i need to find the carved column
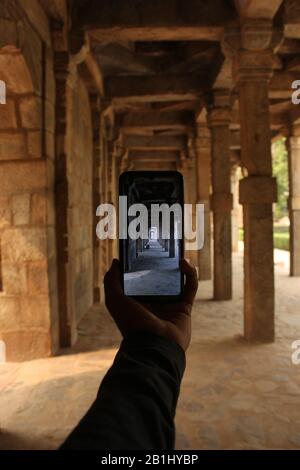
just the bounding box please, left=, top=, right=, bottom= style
left=195, top=123, right=212, bottom=280
left=207, top=92, right=233, bottom=300
left=288, top=133, right=300, bottom=276
left=99, top=112, right=110, bottom=281
left=231, top=165, right=240, bottom=252
left=53, top=44, right=72, bottom=347
left=180, top=146, right=199, bottom=271
left=189, top=138, right=201, bottom=272
left=90, top=94, right=101, bottom=303
left=169, top=212, right=175, bottom=258
left=227, top=21, right=278, bottom=341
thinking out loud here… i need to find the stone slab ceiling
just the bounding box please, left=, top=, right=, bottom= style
left=70, top=0, right=300, bottom=143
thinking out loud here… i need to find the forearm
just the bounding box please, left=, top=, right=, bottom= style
left=60, top=331, right=186, bottom=450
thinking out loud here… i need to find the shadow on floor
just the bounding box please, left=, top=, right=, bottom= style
left=59, top=303, right=122, bottom=355
left=0, top=369, right=109, bottom=450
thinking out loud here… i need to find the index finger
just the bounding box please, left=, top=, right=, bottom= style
left=180, top=259, right=198, bottom=306
left=104, top=258, right=123, bottom=297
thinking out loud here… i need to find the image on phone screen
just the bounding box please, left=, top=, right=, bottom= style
left=119, top=171, right=184, bottom=299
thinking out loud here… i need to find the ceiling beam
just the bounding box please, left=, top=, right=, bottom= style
left=123, top=135, right=188, bottom=151
left=78, top=52, right=104, bottom=95
left=119, top=111, right=194, bottom=133
left=104, top=75, right=206, bottom=102
left=89, top=27, right=222, bottom=42
left=234, top=0, right=283, bottom=19
left=129, top=150, right=179, bottom=163
left=72, top=0, right=236, bottom=41
left=285, top=0, right=300, bottom=39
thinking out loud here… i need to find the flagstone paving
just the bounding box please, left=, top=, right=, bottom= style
left=1, top=248, right=300, bottom=450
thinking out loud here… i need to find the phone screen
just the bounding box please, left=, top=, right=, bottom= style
left=119, top=171, right=184, bottom=300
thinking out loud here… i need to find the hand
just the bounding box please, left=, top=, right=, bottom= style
left=104, top=259, right=198, bottom=351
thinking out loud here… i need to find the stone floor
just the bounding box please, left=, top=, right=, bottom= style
left=124, top=240, right=180, bottom=295
left=1, top=247, right=300, bottom=450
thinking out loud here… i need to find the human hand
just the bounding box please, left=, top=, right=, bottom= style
left=104, top=259, right=198, bottom=351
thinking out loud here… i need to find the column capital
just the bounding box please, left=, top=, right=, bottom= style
left=289, top=135, right=300, bottom=150
left=222, top=20, right=282, bottom=84
left=222, top=19, right=279, bottom=56
left=195, top=135, right=211, bottom=150
left=196, top=124, right=210, bottom=137
left=241, top=19, right=274, bottom=51
left=210, top=193, right=233, bottom=213
left=196, top=125, right=211, bottom=147
left=239, top=176, right=277, bottom=204
left=233, top=49, right=274, bottom=83
left=207, top=107, right=231, bottom=127
left=206, top=89, right=232, bottom=126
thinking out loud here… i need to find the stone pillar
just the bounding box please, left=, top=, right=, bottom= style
left=227, top=20, right=278, bottom=342
left=100, top=114, right=110, bottom=276
left=109, top=141, right=120, bottom=262
left=195, top=123, right=212, bottom=280
left=90, top=94, right=101, bottom=303
left=231, top=165, right=240, bottom=252
left=169, top=212, right=175, bottom=258
left=159, top=212, right=163, bottom=246
left=53, top=50, right=73, bottom=348
left=181, top=151, right=199, bottom=271
left=207, top=92, right=233, bottom=300
left=98, top=104, right=111, bottom=302
left=288, top=134, right=300, bottom=276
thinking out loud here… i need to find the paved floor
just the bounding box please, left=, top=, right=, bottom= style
left=124, top=240, right=180, bottom=295
left=1, top=247, right=300, bottom=449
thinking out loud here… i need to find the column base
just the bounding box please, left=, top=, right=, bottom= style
left=243, top=202, right=275, bottom=343
left=213, top=210, right=232, bottom=300
left=290, top=209, right=300, bottom=277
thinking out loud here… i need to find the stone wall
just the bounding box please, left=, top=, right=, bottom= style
left=0, top=2, right=58, bottom=361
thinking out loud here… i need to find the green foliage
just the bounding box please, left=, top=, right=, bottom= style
left=273, top=232, right=289, bottom=251
left=239, top=227, right=290, bottom=251
left=272, top=139, right=289, bottom=221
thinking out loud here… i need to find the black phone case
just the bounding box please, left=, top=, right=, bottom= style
left=119, top=170, right=184, bottom=303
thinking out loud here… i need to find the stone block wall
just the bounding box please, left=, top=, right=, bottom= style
left=0, top=2, right=59, bottom=361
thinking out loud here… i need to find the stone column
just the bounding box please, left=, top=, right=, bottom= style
left=195, top=123, right=212, bottom=280
left=53, top=50, right=73, bottom=348
left=207, top=92, right=233, bottom=300
left=159, top=212, right=163, bottom=247
left=227, top=20, right=278, bottom=342
left=181, top=148, right=199, bottom=271
left=169, top=212, right=175, bottom=258
left=108, top=140, right=119, bottom=262
left=99, top=116, right=109, bottom=287
left=98, top=104, right=111, bottom=302
left=231, top=165, right=240, bottom=252
left=90, top=94, right=101, bottom=303
left=288, top=134, right=300, bottom=276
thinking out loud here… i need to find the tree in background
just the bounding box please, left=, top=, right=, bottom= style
left=272, top=138, right=289, bottom=221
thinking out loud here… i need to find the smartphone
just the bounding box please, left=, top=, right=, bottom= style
left=119, top=171, right=184, bottom=302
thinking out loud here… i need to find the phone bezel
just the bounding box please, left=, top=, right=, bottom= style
left=119, top=170, right=184, bottom=303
